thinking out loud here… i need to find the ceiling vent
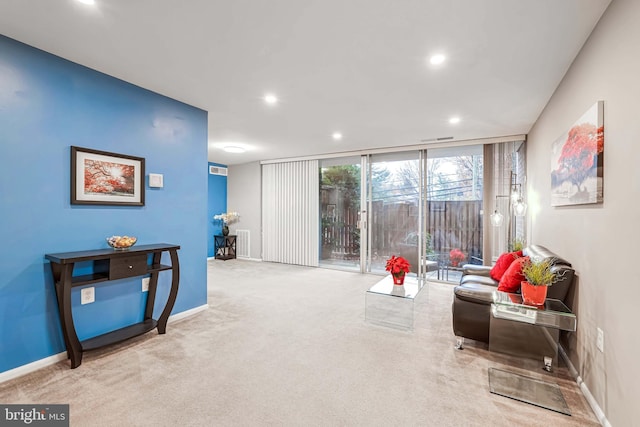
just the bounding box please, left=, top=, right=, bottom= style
left=209, top=166, right=228, bottom=176
left=420, top=136, right=454, bottom=143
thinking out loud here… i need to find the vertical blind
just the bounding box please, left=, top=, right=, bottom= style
left=262, top=160, right=319, bottom=266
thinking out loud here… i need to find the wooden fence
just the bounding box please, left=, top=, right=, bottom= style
left=321, top=207, right=359, bottom=259
left=321, top=200, right=483, bottom=262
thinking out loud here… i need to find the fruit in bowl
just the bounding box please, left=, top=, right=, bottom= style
left=106, top=235, right=137, bottom=250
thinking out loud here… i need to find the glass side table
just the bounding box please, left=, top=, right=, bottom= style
left=492, top=291, right=577, bottom=332
left=365, top=276, right=425, bottom=330
left=488, top=291, right=577, bottom=415
left=490, top=291, right=576, bottom=371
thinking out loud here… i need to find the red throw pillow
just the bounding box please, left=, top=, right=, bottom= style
left=490, top=250, right=524, bottom=281
left=497, top=256, right=529, bottom=293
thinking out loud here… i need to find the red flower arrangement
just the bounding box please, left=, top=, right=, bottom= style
left=386, top=255, right=411, bottom=284
left=449, top=248, right=466, bottom=267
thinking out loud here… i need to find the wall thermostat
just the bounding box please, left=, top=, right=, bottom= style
left=149, top=173, right=164, bottom=188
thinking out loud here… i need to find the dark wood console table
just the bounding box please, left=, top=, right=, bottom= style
left=214, top=235, right=236, bottom=260
left=45, top=243, right=180, bottom=368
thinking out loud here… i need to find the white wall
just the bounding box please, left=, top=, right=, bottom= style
left=228, top=162, right=262, bottom=260
left=527, top=0, right=640, bottom=424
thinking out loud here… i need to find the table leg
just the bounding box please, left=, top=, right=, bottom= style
left=157, top=249, right=180, bottom=334
left=144, top=252, right=162, bottom=321
left=55, top=263, right=83, bottom=368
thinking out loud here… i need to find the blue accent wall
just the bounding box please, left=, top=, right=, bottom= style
left=0, top=36, right=208, bottom=373
left=207, top=162, right=228, bottom=258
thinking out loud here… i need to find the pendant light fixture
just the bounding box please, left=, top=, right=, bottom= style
left=490, top=195, right=509, bottom=227
left=490, top=208, right=504, bottom=227
left=510, top=183, right=527, bottom=217
left=513, top=196, right=527, bottom=217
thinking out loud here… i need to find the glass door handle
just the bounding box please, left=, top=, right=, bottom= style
left=357, top=211, right=367, bottom=229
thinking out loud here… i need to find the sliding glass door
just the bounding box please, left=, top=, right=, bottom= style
left=318, top=145, right=485, bottom=282
left=425, top=145, right=484, bottom=282
left=366, top=152, right=421, bottom=276
left=319, top=157, right=361, bottom=271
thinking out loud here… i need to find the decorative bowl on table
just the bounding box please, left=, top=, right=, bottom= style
left=106, top=235, right=137, bottom=250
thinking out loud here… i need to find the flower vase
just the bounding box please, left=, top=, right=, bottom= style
left=222, top=225, right=229, bottom=236
left=521, top=281, right=548, bottom=306
left=392, top=273, right=405, bottom=285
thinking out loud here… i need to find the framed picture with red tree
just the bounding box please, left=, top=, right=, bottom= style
left=71, top=146, right=145, bottom=206
left=550, top=101, right=604, bottom=206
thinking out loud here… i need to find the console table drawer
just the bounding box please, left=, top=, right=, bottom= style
left=110, top=254, right=148, bottom=279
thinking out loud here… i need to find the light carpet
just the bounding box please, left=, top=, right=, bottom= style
left=0, top=259, right=600, bottom=426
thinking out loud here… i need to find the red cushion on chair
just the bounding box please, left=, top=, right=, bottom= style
left=497, top=256, right=529, bottom=293
left=490, top=250, right=523, bottom=281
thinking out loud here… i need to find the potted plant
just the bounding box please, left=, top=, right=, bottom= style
left=449, top=248, right=466, bottom=267
left=385, top=255, right=411, bottom=285
left=509, top=237, right=526, bottom=252
left=213, top=211, right=240, bottom=236
left=520, top=258, right=555, bottom=306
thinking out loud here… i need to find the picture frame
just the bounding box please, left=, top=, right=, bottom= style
left=550, top=101, right=604, bottom=206
left=71, top=146, right=145, bottom=206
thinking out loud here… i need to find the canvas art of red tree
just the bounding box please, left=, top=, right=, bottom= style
left=83, top=160, right=135, bottom=196
left=552, top=122, right=604, bottom=191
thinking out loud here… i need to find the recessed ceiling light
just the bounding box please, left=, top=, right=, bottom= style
left=449, top=116, right=461, bottom=124
left=263, top=94, right=278, bottom=106
left=332, top=132, right=343, bottom=141
left=223, top=146, right=246, bottom=153
left=429, top=54, right=446, bottom=65
left=77, top=0, right=95, bottom=5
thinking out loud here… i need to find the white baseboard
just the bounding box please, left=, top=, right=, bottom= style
left=207, top=256, right=262, bottom=262
left=167, top=304, right=209, bottom=323
left=208, top=256, right=263, bottom=262
left=0, top=304, right=210, bottom=384
left=559, top=344, right=610, bottom=427
left=0, top=352, right=68, bottom=384
left=237, top=257, right=262, bottom=262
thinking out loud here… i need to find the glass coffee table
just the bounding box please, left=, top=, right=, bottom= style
left=365, top=275, right=425, bottom=330
left=488, top=291, right=577, bottom=415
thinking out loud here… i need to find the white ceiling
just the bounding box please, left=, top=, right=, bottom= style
left=0, top=0, right=611, bottom=165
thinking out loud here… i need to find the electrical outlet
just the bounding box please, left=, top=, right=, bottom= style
left=596, top=327, right=604, bottom=353
left=81, top=287, right=95, bottom=305
left=142, top=277, right=150, bottom=292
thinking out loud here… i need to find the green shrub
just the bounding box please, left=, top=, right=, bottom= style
left=521, top=258, right=555, bottom=286
left=510, top=237, right=526, bottom=252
